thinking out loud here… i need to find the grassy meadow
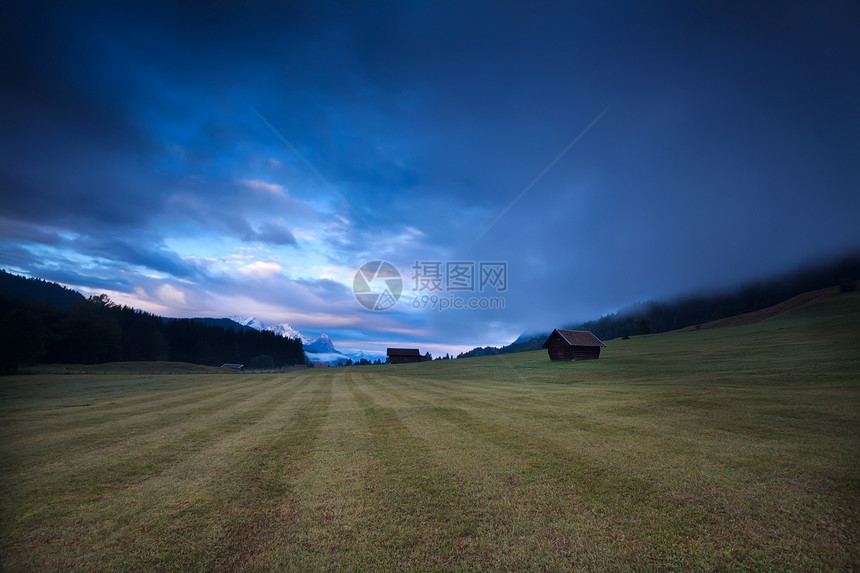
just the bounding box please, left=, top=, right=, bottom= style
left=1, top=292, right=859, bottom=571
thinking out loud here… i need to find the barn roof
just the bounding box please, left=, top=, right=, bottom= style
left=542, top=329, right=606, bottom=348
left=387, top=348, right=421, bottom=356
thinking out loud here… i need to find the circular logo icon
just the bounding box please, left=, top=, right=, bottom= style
left=353, top=260, right=402, bottom=311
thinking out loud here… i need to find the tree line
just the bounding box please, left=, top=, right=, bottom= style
left=0, top=287, right=306, bottom=374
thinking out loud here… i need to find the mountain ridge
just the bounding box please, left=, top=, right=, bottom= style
left=458, top=252, right=860, bottom=358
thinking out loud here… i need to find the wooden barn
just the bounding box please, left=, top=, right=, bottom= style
left=386, top=348, right=423, bottom=364
left=542, top=329, right=606, bottom=361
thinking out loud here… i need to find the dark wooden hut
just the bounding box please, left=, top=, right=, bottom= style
left=386, top=348, right=423, bottom=364
left=541, top=329, right=605, bottom=361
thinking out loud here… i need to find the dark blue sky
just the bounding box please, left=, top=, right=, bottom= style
left=2, top=1, right=858, bottom=355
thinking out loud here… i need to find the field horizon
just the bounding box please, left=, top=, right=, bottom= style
left=1, top=291, right=858, bottom=570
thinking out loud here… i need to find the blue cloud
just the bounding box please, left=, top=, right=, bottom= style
left=249, top=220, right=298, bottom=246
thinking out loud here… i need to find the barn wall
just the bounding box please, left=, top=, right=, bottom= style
left=546, top=336, right=601, bottom=361
left=571, top=346, right=601, bottom=360
left=387, top=356, right=422, bottom=364
left=547, top=337, right=571, bottom=361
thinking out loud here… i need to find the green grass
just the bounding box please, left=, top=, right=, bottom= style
left=1, top=292, right=859, bottom=571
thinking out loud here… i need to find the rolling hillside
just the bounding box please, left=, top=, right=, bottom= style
left=460, top=253, right=860, bottom=358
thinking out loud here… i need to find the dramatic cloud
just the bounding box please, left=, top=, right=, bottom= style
left=1, top=0, right=858, bottom=353
left=250, top=220, right=298, bottom=247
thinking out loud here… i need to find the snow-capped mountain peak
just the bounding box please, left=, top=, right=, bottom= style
left=228, top=315, right=267, bottom=330
left=267, top=322, right=308, bottom=343
left=228, top=316, right=305, bottom=342
left=304, top=333, right=335, bottom=353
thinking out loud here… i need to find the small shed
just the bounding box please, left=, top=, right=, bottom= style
left=387, top=348, right=423, bottom=364
left=541, top=330, right=605, bottom=361
left=220, top=363, right=245, bottom=370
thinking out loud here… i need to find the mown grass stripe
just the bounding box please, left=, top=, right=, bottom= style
left=0, top=373, right=318, bottom=570
left=1, top=375, right=309, bottom=494
left=272, top=370, right=386, bottom=570
left=1, top=375, right=282, bottom=456
left=201, top=373, right=334, bottom=570
left=341, top=373, right=489, bottom=569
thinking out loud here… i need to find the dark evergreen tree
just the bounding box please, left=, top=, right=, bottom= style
left=0, top=303, right=47, bottom=373
left=250, top=354, right=275, bottom=369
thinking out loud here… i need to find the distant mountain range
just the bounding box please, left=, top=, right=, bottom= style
left=227, top=316, right=386, bottom=365
left=228, top=316, right=307, bottom=343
